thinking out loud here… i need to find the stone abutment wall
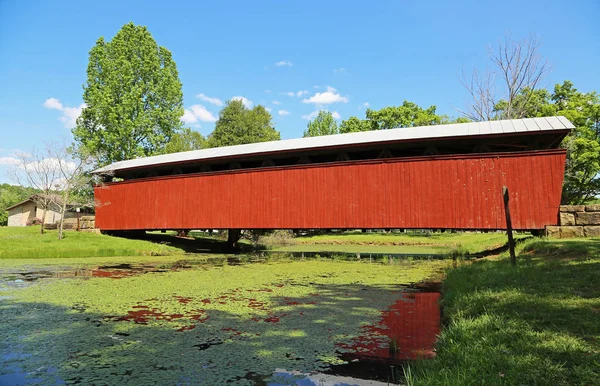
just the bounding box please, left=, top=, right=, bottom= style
left=546, top=205, right=600, bottom=238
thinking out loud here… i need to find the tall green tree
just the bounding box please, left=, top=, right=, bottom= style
left=207, top=100, right=280, bottom=147
left=552, top=82, right=600, bottom=204
left=339, top=102, right=466, bottom=135
left=366, top=101, right=448, bottom=130
left=73, top=22, right=184, bottom=165
left=339, top=116, right=371, bottom=133
left=164, top=128, right=206, bottom=153
left=303, top=111, right=339, bottom=137
left=206, top=99, right=280, bottom=250
left=496, top=81, right=600, bottom=204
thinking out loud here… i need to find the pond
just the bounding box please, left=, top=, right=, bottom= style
left=0, top=255, right=448, bottom=385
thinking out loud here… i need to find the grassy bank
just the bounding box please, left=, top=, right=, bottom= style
left=0, top=227, right=182, bottom=258
left=290, top=231, right=528, bottom=253
left=406, top=238, right=600, bottom=385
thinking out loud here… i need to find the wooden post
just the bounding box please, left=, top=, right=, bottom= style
left=502, top=186, right=516, bottom=267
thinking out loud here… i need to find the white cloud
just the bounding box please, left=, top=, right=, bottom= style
left=283, top=90, right=309, bottom=97
left=364, top=102, right=370, bottom=107
left=333, top=67, right=346, bottom=74
left=0, top=157, right=19, bottom=165
left=332, top=111, right=341, bottom=120
left=196, top=93, right=223, bottom=106
left=182, top=104, right=217, bottom=124
left=278, top=110, right=290, bottom=116
left=60, top=105, right=86, bottom=128
left=190, top=105, right=217, bottom=122
left=43, top=98, right=86, bottom=128
left=264, top=89, right=272, bottom=93
left=43, top=98, right=63, bottom=110
left=302, top=87, right=348, bottom=105
left=265, top=107, right=272, bottom=112
left=313, top=85, right=319, bottom=89
left=272, top=100, right=281, bottom=105
left=274, top=60, right=293, bottom=67
left=25, top=157, right=77, bottom=174
left=11, top=156, right=77, bottom=189
left=182, top=109, right=197, bottom=124
left=231, top=96, right=253, bottom=108
left=301, top=111, right=319, bottom=120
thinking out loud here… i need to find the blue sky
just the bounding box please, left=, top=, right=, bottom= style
left=0, top=0, right=599, bottom=182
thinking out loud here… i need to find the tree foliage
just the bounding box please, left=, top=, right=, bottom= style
left=0, top=184, right=38, bottom=226
left=339, top=116, right=371, bottom=134
left=339, top=102, right=467, bottom=134
left=164, top=128, right=206, bottom=153
left=496, top=81, right=600, bottom=204
left=73, top=22, right=184, bottom=165
left=366, top=101, right=450, bottom=130
left=303, top=111, right=339, bottom=137
left=207, top=100, right=280, bottom=148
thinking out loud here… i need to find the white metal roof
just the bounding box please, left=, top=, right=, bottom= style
left=93, top=116, right=574, bottom=174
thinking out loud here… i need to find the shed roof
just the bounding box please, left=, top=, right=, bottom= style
left=4, top=194, right=84, bottom=211
left=93, top=116, right=574, bottom=174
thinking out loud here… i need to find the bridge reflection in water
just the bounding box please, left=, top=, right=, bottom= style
left=340, top=290, right=441, bottom=361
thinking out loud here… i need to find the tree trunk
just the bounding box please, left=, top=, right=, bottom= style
left=58, top=193, right=68, bottom=240
left=40, top=208, right=46, bottom=234
left=227, top=229, right=242, bottom=251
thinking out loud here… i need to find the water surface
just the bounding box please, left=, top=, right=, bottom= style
left=0, top=255, right=445, bottom=384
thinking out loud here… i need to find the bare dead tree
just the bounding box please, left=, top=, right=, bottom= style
left=11, top=142, right=105, bottom=239
left=458, top=33, right=551, bottom=121
left=10, top=148, right=62, bottom=234
left=491, top=34, right=551, bottom=119
left=48, top=143, right=97, bottom=240
left=457, top=67, right=498, bottom=121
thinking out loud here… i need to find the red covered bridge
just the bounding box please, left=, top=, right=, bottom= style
left=93, top=117, right=573, bottom=232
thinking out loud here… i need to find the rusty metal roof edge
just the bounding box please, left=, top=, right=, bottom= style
left=93, top=116, right=574, bottom=174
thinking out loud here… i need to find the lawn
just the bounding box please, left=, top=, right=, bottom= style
left=0, top=227, right=525, bottom=259
left=405, top=238, right=600, bottom=385
left=286, top=231, right=528, bottom=254
left=0, top=227, right=183, bottom=258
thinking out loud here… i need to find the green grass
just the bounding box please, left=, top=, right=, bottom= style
left=405, top=238, right=600, bottom=385
left=0, top=227, right=183, bottom=259
left=290, top=231, right=528, bottom=254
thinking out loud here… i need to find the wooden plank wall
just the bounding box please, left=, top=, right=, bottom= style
left=94, top=150, right=566, bottom=231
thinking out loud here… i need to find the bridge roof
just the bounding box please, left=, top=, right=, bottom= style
left=93, top=116, right=574, bottom=174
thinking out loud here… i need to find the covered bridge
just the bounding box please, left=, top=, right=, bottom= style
left=93, top=116, right=573, bottom=232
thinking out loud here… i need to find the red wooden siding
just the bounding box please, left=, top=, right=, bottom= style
left=94, top=150, right=566, bottom=231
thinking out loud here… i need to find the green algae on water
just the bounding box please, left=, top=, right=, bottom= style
left=0, top=258, right=447, bottom=384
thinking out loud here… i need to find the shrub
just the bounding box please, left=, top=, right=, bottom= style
left=258, top=230, right=295, bottom=247
left=26, top=217, right=43, bottom=226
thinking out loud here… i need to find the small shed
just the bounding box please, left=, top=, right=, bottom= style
left=5, top=195, right=89, bottom=227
